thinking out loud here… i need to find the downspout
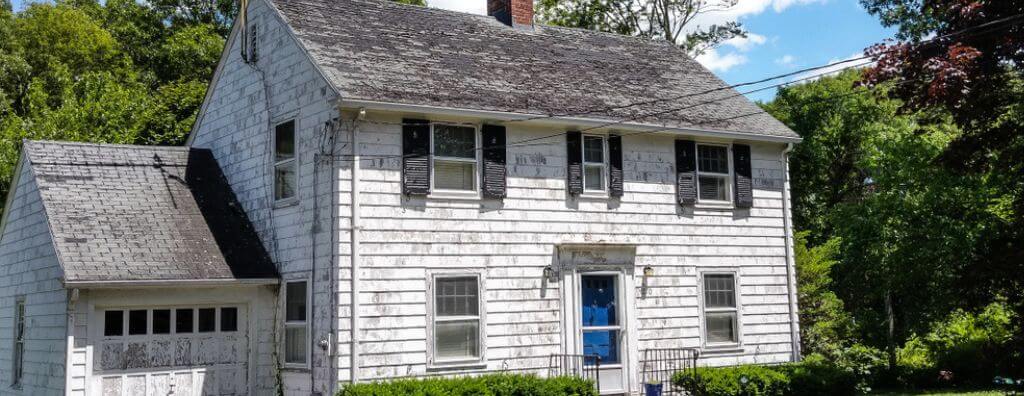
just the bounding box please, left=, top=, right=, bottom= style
left=348, top=108, right=365, bottom=384
left=780, top=143, right=801, bottom=362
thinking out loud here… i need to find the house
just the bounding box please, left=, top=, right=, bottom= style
left=0, top=0, right=803, bottom=394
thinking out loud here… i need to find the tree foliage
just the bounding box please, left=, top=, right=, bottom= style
left=536, top=0, right=744, bottom=56
left=793, top=232, right=854, bottom=357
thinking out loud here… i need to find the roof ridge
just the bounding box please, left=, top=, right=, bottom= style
left=24, top=140, right=192, bottom=151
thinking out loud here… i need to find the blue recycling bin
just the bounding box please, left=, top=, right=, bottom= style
left=644, top=383, right=663, bottom=396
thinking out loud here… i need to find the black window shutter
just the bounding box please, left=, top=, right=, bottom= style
left=481, top=124, right=507, bottom=199
left=402, top=118, right=430, bottom=195
left=566, top=131, right=583, bottom=195
left=675, top=140, right=697, bottom=205
left=608, top=134, right=624, bottom=197
left=733, top=144, right=753, bottom=208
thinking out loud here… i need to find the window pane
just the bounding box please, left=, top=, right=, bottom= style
left=104, top=310, right=124, bottom=337
left=198, top=308, right=216, bottom=332
left=584, top=165, right=604, bottom=191
left=435, top=320, right=479, bottom=359
left=706, top=313, right=737, bottom=344
left=152, top=309, right=171, bottom=334
left=285, top=326, right=307, bottom=364
left=698, top=145, right=728, bottom=174
left=176, top=309, right=194, bottom=334
left=698, top=175, right=728, bottom=201
left=583, top=136, right=604, bottom=163
left=434, top=125, right=476, bottom=159
left=221, top=307, right=238, bottom=332
left=286, top=282, right=307, bottom=322
left=275, top=163, right=296, bottom=200
left=275, top=121, right=295, bottom=161
left=436, top=277, right=478, bottom=317
left=581, top=275, right=617, bottom=326
left=128, top=310, right=147, bottom=335
left=704, top=274, right=736, bottom=308
left=15, top=302, right=25, bottom=339
left=583, top=330, right=619, bottom=364
left=433, top=161, right=475, bottom=191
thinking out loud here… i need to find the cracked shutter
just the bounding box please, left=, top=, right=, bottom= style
left=402, top=118, right=430, bottom=195
left=566, top=131, right=583, bottom=195
left=608, top=134, right=623, bottom=197
left=733, top=144, right=753, bottom=208
left=481, top=124, right=507, bottom=199
left=675, top=140, right=697, bottom=205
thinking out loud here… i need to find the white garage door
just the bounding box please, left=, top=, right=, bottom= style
left=93, top=305, right=249, bottom=396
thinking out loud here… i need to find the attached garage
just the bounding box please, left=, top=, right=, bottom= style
left=0, top=141, right=281, bottom=395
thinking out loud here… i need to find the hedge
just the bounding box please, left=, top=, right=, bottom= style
left=336, top=373, right=598, bottom=396
left=672, top=358, right=858, bottom=396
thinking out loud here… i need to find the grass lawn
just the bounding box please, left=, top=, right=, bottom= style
left=873, top=390, right=1004, bottom=395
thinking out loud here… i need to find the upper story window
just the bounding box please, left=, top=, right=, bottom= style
left=582, top=135, right=606, bottom=192
left=697, top=144, right=731, bottom=203
left=284, top=280, right=309, bottom=367
left=431, top=124, right=479, bottom=192
left=702, top=273, right=740, bottom=346
left=274, top=120, right=297, bottom=201
left=11, top=297, right=25, bottom=388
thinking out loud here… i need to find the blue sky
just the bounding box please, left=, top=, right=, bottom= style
left=11, top=0, right=895, bottom=101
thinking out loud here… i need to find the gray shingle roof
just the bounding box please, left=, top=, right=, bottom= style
left=23, top=141, right=279, bottom=283
left=271, top=0, right=799, bottom=139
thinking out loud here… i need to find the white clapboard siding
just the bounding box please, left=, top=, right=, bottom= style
left=344, top=113, right=798, bottom=382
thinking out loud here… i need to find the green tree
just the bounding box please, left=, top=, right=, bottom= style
left=794, top=232, right=855, bottom=357
left=536, top=0, right=744, bottom=56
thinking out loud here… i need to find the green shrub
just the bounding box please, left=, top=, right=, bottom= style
left=336, top=373, right=597, bottom=396
left=784, top=353, right=859, bottom=396
left=673, top=365, right=791, bottom=396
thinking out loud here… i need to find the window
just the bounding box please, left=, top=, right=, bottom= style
left=284, top=281, right=308, bottom=366
left=221, top=307, right=238, bottom=332
left=696, top=144, right=731, bottom=202
left=702, top=273, right=740, bottom=345
left=582, top=135, right=606, bottom=192
left=431, top=124, right=478, bottom=192
left=153, top=309, right=171, bottom=334
left=104, top=310, right=124, bottom=337
left=11, top=298, right=24, bottom=387
left=198, top=308, right=216, bottom=333
left=128, top=310, right=147, bottom=335
left=176, top=309, right=194, bottom=333
left=274, top=120, right=297, bottom=201
left=430, top=275, right=483, bottom=364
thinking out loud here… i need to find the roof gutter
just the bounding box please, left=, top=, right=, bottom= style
left=63, top=278, right=280, bottom=289
left=336, top=98, right=802, bottom=144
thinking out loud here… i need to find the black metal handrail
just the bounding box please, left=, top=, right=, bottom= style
left=641, top=348, right=700, bottom=395
left=549, top=353, right=601, bottom=391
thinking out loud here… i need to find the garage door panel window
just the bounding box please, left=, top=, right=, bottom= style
left=284, top=280, right=309, bottom=366
left=103, top=307, right=241, bottom=338
left=153, top=309, right=171, bottom=334
left=198, top=308, right=216, bottom=333
left=104, top=310, right=124, bottom=337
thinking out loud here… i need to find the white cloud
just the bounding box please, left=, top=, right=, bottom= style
left=775, top=54, right=796, bottom=66
left=724, top=33, right=767, bottom=52
left=696, top=49, right=748, bottom=72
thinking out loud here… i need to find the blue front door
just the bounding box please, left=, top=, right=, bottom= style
left=579, top=274, right=626, bottom=393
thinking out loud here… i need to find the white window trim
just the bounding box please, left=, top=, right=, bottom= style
left=282, top=278, right=311, bottom=369
left=425, top=271, right=487, bottom=369
left=695, top=142, right=734, bottom=207
left=697, top=270, right=744, bottom=351
left=429, top=122, right=482, bottom=199
left=273, top=119, right=299, bottom=205
left=581, top=134, right=609, bottom=196
left=11, top=296, right=25, bottom=389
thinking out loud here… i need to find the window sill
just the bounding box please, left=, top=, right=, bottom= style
left=701, top=345, right=744, bottom=355
left=695, top=201, right=734, bottom=210
left=428, top=191, right=482, bottom=201
left=577, top=191, right=610, bottom=200
left=273, top=198, right=299, bottom=209
left=427, top=360, right=487, bottom=371
left=281, top=365, right=311, bottom=372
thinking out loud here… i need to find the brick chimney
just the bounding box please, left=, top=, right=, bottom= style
left=488, top=0, right=533, bottom=27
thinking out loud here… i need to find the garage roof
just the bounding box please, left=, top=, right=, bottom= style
left=22, top=141, right=279, bottom=284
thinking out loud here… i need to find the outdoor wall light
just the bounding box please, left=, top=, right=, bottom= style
left=543, top=266, right=556, bottom=282
left=643, top=266, right=654, bottom=277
